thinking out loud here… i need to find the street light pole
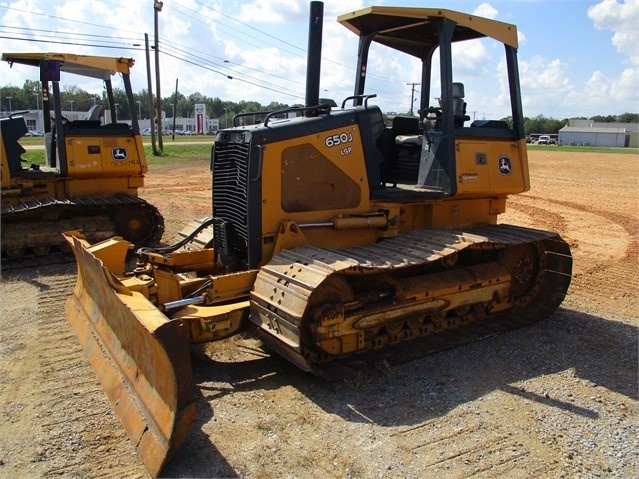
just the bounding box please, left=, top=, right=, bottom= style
left=136, top=100, right=142, bottom=120
left=6, top=96, right=12, bottom=113
left=33, top=92, right=40, bottom=130
left=223, top=107, right=227, bottom=129
left=170, top=103, right=175, bottom=140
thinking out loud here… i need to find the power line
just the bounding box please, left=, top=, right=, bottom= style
left=0, top=5, right=141, bottom=37
left=164, top=1, right=407, bottom=85
left=0, top=34, right=146, bottom=51
left=0, top=3, right=415, bottom=106
left=0, top=3, right=412, bottom=89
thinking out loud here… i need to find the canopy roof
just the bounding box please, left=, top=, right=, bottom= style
left=1, top=52, right=134, bottom=80
left=338, top=6, right=518, bottom=56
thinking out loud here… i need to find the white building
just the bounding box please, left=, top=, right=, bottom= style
left=1, top=109, right=219, bottom=135
left=558, top=126, right=627, bottom=147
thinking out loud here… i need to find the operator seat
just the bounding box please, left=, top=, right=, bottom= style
left=378, top=116, right=421, bottom=187
left=84, top=104, right=103, bottom=121
left=1, top=116, right=28, bottom=174
left=452, top=82, right=470, bottom=127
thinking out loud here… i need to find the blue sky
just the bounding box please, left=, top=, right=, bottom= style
left=1, top=0, right=637, bottom=120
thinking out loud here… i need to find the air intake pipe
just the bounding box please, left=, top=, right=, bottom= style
left=305, top=1, right=323, bottom=116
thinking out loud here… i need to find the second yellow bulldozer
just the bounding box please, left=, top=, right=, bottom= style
left=64, top=2, right=572, bottom=476
left=1, top=53, right=163, bottom=262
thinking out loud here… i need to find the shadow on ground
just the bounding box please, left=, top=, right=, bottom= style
left=164, top=307, right=637, bottom=477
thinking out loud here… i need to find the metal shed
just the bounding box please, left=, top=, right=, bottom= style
left=559, top=126, right=626, bottom=147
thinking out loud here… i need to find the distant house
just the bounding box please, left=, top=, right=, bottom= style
left=558, top=119, right=639, bottom=147
left=558, top=126, right=627, bottom=147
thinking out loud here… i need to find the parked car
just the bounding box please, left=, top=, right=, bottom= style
left=538, top=135, right=550, bottom=145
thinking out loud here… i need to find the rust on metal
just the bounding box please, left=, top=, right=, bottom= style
left=64, top=233, right=196, bottom=477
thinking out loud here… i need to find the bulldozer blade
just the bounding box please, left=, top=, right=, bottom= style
left=64, top=233, right=197, bottom=477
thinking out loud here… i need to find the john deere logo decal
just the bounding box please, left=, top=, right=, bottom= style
left=498, top=155, right=512, bottom=175
left=112, top=147, right=128, bottom=161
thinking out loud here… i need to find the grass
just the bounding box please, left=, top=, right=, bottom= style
left=527, top=144, right=638, bottom=155
left=17, top=135, right=638, bottom=167
left=19, top=136, right=214, bottom=166
left=17, top=134, right=215, bottom=147
left=143, top=142, right=212, bottom=165
left=21, top=149, right=46, bottom=165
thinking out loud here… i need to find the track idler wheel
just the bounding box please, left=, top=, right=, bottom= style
left=32, top=245, right=51, bottom=256
left=500, top=242, right=543, bottom=306
left=113, top=204, right=164, bottom=247
left=5, top=247, right=25, bottom=259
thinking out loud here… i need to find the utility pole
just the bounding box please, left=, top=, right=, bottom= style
left=154, top=1, right=164, bottom=152
left=172, top=78, right=178, bottom=140
left=406, top=82, right=420, bottom=116
left=145, top=33, right=158, bottom=155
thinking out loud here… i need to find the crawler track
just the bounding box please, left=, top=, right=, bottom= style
left=1, top=193, right=164, bottom=261
left=251, top=224, right=572, bottom=380
left=0, top=249, right=75, bottom=273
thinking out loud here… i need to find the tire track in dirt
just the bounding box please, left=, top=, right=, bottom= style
left=505, top=195, right=638, bottom=318
left=391, top=407, right=556, bottom=478
left=0, top=267, right=148, bottom=478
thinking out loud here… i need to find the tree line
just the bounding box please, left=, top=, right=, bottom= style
left=522, top=113, right=638, bottom=134
left=2, top=80, right=637, bottom=135
left=0, top=80, right=289, bottom=127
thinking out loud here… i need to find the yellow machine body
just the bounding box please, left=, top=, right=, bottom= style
left=1, top=52, right=162, bottom=258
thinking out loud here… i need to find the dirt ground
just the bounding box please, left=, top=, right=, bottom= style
left=1, top=149, right=637, bottom=478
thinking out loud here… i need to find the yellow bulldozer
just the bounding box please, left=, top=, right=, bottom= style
left=1, top=52, right=163, bottom=262
left=63, top=3, right=572, bottom=476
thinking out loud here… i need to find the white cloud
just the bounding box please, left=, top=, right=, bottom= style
left=588, top=0, right=639, bottom=65
left=517, top=55, right=575, bottom=116
left=514, top=0, right=638, bottom=117
left=517, top=30, right=527, bottom=46
left=583, top=0, right=639, bottom=115
left=238, top=0, right=304, bottom=24
left=452, top=41, right=491, bottom=79
left=581, top=67, right=639, bottom=113
left=473, top=3, right=499, bottom=20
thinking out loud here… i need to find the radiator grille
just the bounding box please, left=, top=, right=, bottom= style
left=212, top=142, right=250, bottom=264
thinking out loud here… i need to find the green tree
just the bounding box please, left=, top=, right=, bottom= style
left=109, top=88, right=130, bottom=121
left=264, top=101, right=289, bottom=112
left=1, top=85, right=23, bottom=112
left=590, top=114, right=616, bottom=123
left=617, top=112, right=638, bottom=123
left=134, top=90, right=150, bottom=120
left=523, top=114, right=567, bottom=135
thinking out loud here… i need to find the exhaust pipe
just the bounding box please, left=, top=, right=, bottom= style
left=305, top=1, right=323, bottom=115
